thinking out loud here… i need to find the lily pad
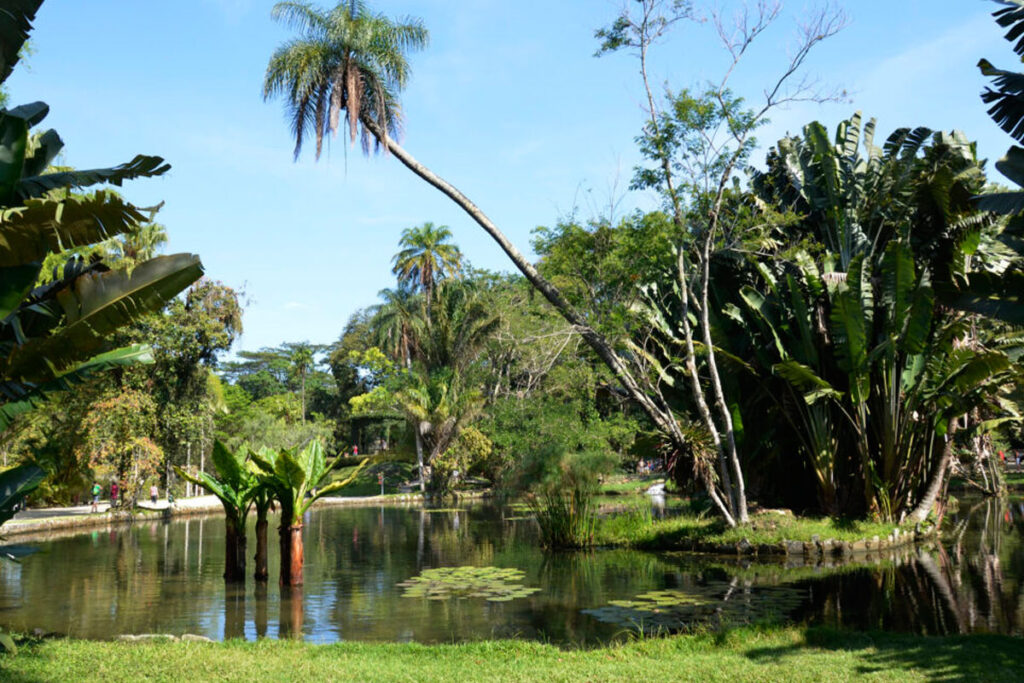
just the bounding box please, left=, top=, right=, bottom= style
left=397, top=566, right=540, bottom=602
left=583, top=583, right=804, bottom=633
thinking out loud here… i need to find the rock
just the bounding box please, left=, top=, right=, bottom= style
left=784, top=540, right=804, bottom=556
left=120, top=634, right=179, bottom=642
left=181, top=634, right=213, bottom=643
left=737, top=538, right=753, bottom=554
left=803, top=541, right=817, bottom=557
left=811, top=534, right=821, bottom=543
left=852, top=540, right=868, bottom=553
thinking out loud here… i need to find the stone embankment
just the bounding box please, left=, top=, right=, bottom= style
left=686, top=524, right=937, bottom=561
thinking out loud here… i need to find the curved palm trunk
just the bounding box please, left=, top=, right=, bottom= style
left=909, top=418, right=959, bottom=523
left=361, top=117, right=734, bottom=523
left=224, top=515, right=247, bottom=583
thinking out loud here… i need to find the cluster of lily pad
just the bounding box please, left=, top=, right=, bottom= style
left=583, top=583, right=804, bottom=633
left=397, top=566, right=540, bottom=602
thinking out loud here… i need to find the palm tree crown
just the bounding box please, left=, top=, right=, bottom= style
left=392, top=222, right=463, bottom=307
left=263, top=0, right=428, bottom=159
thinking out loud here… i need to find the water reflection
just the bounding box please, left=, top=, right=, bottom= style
left=0, top=497, right=1020, bottom=644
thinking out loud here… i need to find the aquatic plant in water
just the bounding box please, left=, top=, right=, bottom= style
left=583, top=583, right=804, bottom=633
left=397, top=566, right=540, bottom=602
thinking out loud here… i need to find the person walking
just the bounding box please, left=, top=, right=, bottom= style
left=109, top=481, right=119, bottom=508
left=150, top=483, right=158, bottom=505
left=90, top=482, right=101, bottom=513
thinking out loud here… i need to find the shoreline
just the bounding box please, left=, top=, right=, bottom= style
left=1, top=490, right=490, bottom=541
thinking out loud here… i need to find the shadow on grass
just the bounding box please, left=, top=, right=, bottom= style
left=744, top=627, right=1024, bottom=681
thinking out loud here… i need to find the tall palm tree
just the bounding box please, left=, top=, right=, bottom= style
left=263, top=0, right=427, bottom=159
left=392, top=222, right=463, bottom=309
left=263, top=1, right=717, bottom=521
left=287, top=342, right=316, bottom=424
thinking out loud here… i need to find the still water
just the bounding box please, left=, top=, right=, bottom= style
left=0, top=498, right=1020, bottom=645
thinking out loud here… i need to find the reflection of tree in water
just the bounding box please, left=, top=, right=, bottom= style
left=796, top=497, right=1023, bottom=636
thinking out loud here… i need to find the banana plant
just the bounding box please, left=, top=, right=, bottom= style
left=0, top=1, right=203, bottom=432
left=250, top=440, right=367, bottom=586
left=175, top=442, right=257, bottom=582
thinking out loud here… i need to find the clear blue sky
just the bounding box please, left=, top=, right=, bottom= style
left=5, top=0, right=1013, bottom=353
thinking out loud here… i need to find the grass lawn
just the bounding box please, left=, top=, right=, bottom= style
left=326, top=459, right=419, bottom=497
left=2, top=626, right=1020, bottom=682
left=597, top=507, right=901, bottom=549
left=598, top=474, right=665, bottom=496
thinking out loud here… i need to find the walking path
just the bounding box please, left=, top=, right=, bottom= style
left=0, top=489, right=471, bottom=540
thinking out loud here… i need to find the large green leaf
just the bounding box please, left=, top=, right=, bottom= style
left=210, top=440, right=247, bottom=492
left=21, top=129, right=63, bottom=179
left=0, top=111, right=28, bottom=202
left=881, top=241, right=915, bottom=333
left=0, top=344, right=153, bottom=431
left=0, top=463, right=43, bottom=526
left=0, top=1, right=43, bottom=85
left=773, top=360, right=842, bottom=404
left=0, top=191, right=156, bottom=266
left=16, top=154, right=171, bottom=202
left=0, top=261, right=41, bottom=319
left=2, top=253, right=203, bottom=380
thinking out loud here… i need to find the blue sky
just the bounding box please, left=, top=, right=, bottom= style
left=5, top=0, right=1014, bottom=354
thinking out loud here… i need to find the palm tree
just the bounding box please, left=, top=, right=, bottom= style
left=370, top=287, right=421, bottom=369
left=392, top=222, right=463, bottom=309
left=287, top=343, right=316, bottom=424
left=262, top=0, right=734, bottom=524
left=396, top=367, right=485, bottom=494
left=394, top=281, right=497, bottom=491
left=263, top=0, right=428, bottom=159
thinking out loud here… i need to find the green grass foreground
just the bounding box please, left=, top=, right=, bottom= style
left=598, top=508, right=900, bottom=549
left=2, top=627, right=1021, bottom=682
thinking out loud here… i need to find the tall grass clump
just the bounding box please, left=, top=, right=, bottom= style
left=510, top=434, right=616, bottom=550
left=530, top=477, right=599, bottom=549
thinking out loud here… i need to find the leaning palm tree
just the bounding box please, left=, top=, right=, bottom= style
left=263, top=0, right=427, bottom=159
left=392, top=222, right=463, bottom=309
left=262, top=1, right=725, bottom=522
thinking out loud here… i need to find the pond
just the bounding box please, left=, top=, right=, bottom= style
left=0, top=497, right=1021, bottom=645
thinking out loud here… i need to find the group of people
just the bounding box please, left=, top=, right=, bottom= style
left=88, top=481, right=162, bottom=513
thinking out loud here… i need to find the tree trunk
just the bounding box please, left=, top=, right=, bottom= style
left=909, top=418, right=959, bottom=523
left=364, top=117, right=698, bottom=503
left=223, top=516, right=247, bottom=582
left=254, top=513, right=269, bottom=581
left=414, top=425, right=426, bottom=493
left=288, top=523, right=304, bottom=586
left=278, top=521, right=292, bottom=586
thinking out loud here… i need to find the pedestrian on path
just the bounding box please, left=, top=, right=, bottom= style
left=110, top=481, right=119, bottom=508
left=90, top=482, right=101, bottom=513
left=150, top=484, right=158, bottom=505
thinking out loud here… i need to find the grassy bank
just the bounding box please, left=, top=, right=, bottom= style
left=597, top=507, right=901, bottom=550
left=2, top=627, right=1020, bottom=682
